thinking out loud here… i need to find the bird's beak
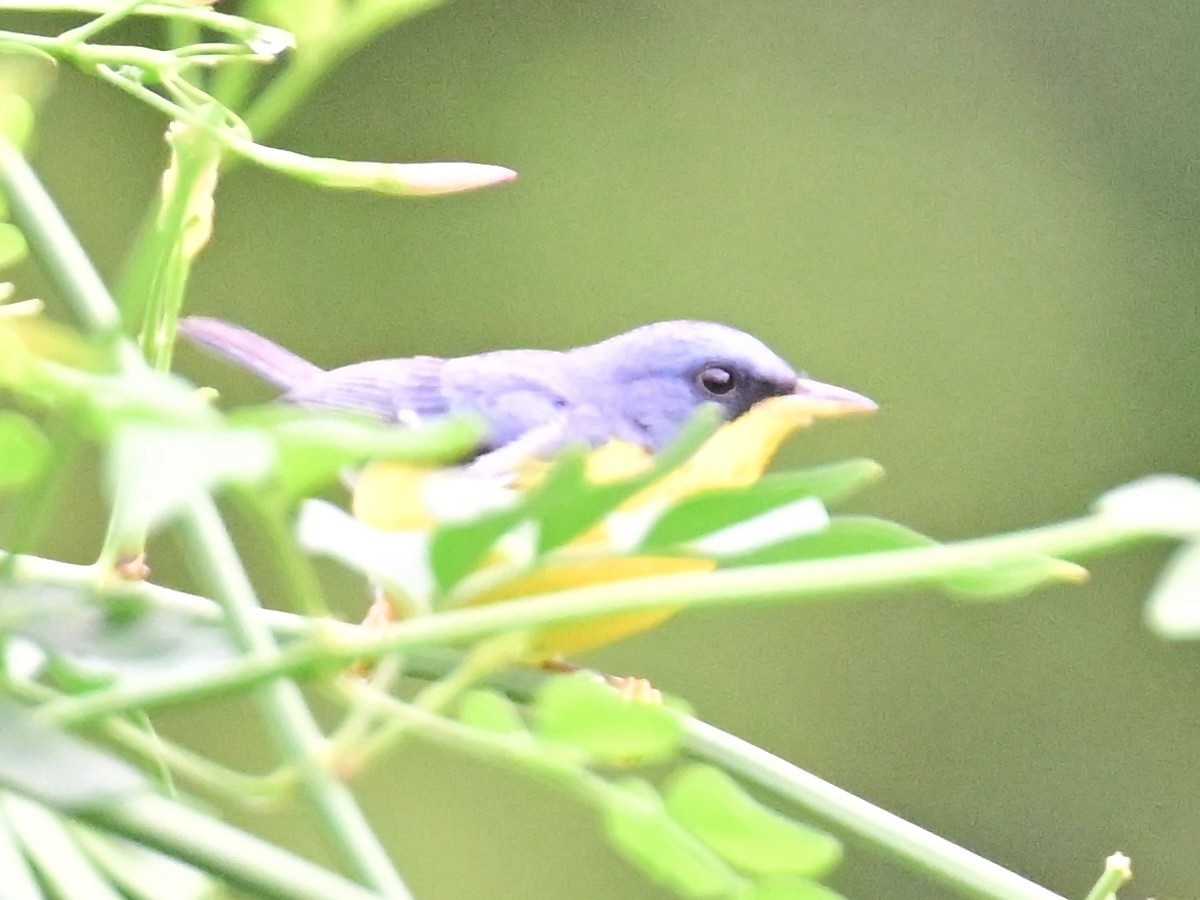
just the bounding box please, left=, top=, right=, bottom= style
left=789, top=377, right=878, bottom=417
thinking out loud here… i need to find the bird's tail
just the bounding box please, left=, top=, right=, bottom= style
left=178, top=317, right=324, bottom=389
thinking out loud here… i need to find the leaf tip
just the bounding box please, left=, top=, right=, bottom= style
left=1058, top=560, right=1090, bottom=583
left=390, top=161, right=517, bottom=196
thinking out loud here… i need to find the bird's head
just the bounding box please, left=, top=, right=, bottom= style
left=568, top=320, right=875, bottom=450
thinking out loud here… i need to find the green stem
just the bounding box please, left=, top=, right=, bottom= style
left=0, top=140, right=136, bottom=368
left=1081, top=853, right=1131, bottom=900
left=180, top=502, right=412, bottom=898
left=297, top=514, right=1154, bottom=656
left=0, top=29, right=261, bottom=70
left=1, top=794, right=122, bottom=900
left=136, top=122, right=222, bottom=374
left=683, top=718, right=1064, bottom=900
left=328, top=514, right=1143, bottom=656
left=117, top=721, right=276, bottom=802
left=38, top=640, right=327, bottom=728
left=80, top=793, right=385, bottom=900
left=8, top=675, right=276, bottom=803
left=337, top=681, right=756, bottom=893
left=0, top=1, right=290, bottom=48
left=8, top=511, right=1170, bottom=729
left=324, top=654, right=408, bottom=769
left=335, top=679, right=616, bottom=810
left=329, top=632, right=531, bottom=776
left=6, top=549, right=321, bottom=637
left=56, top=0, right=159, bottom=45
left=341, top=667, right=1071, bottom=900
left=239, top=0, right=448, bottom=142
left=24, top=514, right=1165, bottom=727
left=353, top=649, right=1078, bottom=898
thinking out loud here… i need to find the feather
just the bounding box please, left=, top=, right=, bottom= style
left=283, top=356, right=448, bottom=424
left=180, top=317, right=323, bottom=388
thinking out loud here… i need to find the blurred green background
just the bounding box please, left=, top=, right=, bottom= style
left=15, top=1, right=1200, bottom=898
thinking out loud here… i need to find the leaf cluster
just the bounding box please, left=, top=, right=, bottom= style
left=0, top=4, right=1191, bottom=900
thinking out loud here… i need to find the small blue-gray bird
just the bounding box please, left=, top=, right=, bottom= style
left=178, top=317, right=874, bottom=456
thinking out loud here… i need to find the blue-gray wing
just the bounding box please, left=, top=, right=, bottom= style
left=281, top=356, right=449, bottom=424
left=441, top=351, right=587, bottom=449
left=283, top=349, right=595, bottom=456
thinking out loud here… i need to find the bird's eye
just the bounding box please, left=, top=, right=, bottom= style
left=697, top=365, right=737, bottom=396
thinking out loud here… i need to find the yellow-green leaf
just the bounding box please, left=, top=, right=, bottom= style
left=534, top=675, right=682, bottom=764
left=0, top=410, right=48, bottom=492
left=664, top=764, right=842, bottom=877
left=604, top=778, right=744, bottom=897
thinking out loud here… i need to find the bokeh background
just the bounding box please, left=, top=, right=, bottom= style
left=14, top=2, right=1200, bottom=898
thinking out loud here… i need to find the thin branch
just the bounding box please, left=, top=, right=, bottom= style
left=26, top=513, right=1166, bottom=727
left=683, top=718, right=1065, bottom=900
left=80, top=793, right=384, bottom=900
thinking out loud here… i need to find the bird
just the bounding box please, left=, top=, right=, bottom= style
left=181, top=316, right=878, bottom=664
left=177, top=316, right=876, bottom=459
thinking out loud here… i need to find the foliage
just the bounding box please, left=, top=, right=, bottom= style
left=0, top=3, right=1189, bottom=899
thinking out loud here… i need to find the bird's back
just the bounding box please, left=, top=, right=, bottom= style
left=283, top=356, right=450, bottom=424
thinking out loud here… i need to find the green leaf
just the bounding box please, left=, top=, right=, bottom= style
left=457, top=689, right=527, bottom=735
left=1144, top=540, right=1200, bottom=640
left=939, top=554, right=1087, bottom=598
left=671, top=497, right=830, bottom=559
left=725, top=516, right=1081, bottom=598
left=106, top=424, right=275, bottom=536
left=430, top=407, right=721, bottom=594
left=724, top=516, right=934, bottom=567
left=743, top=876, right=847, bottom=900
left=534, top=675, right=682, bottom=764
left=526, top=452, right=628, bottom=553
left=0, top=221, right=27, bottom=268
left=0, top=410, right=48, bottom=492
left=664, top=764, right=842, bottom=878
left=0, top=94, right=34, bottom=148
left=0, top=699, right=146, bottom=811
left=538, top=408, right=723, bottom=555
left=642, top=459, right=882, bottom=550
left=604, top=778, right=745, bottom=897
left=0, top=41, right=57, bottom=71
left=428, top=502, right=526, bottom=596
